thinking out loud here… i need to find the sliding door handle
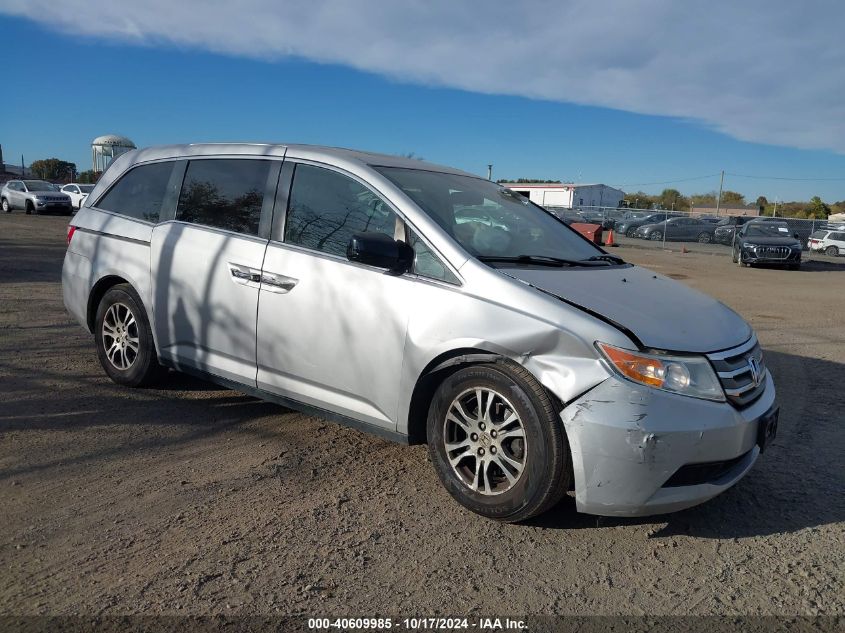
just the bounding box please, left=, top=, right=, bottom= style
left=261, top=272, right=298, bottom=293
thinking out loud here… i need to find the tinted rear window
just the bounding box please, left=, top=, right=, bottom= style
left=96, top=161, right=175, bottom=222
left=176, top=159, right=271, bottom=236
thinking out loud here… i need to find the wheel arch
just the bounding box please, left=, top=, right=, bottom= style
left=405, top=347, right=563, bottom=445
left=87, top=275, right=133, bottom=332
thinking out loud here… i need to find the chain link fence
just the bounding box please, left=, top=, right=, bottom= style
left=543, top=205, right=845, bottom=262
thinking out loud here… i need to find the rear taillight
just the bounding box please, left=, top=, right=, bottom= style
left=67, top=225, right=76, bottom=245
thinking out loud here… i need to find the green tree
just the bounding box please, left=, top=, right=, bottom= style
left=657, top=188, right=689, bottom=210
left=623, top=191, right=655, bottom=209
left=690, top=192, right=717, bottom=207
left=30, top=158, right=76, bottom=181
left=77, top=170, right=99, bottom=184
left=804, top=196, right=830, bottom=219
left=719, top=190, right=746, bottom=206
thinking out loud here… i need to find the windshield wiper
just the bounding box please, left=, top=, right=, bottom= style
left=477, top=255, right=607, bottom=267
left=583, top=254, right=625, bottom=265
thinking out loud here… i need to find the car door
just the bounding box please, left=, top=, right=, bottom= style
left=686, top=218, right=700, bottom=239
left=9, top=182, right=24, bottom=208
left=256, top=162, right=414, bottom=431
left=150, top=157, right=280, bottom=386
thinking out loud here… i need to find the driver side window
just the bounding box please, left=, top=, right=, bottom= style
left=284, top=164, right=399, bottom=258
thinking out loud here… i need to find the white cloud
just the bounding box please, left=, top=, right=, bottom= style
left=4, top=0, right=844, bottom=152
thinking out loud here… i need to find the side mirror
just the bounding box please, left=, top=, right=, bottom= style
left=347, top=232, right=414, bottom=274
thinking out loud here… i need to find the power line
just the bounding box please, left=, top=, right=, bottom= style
left=727, top=172, right=845, bottom=182
left=611, top=173, right=720, bottom=188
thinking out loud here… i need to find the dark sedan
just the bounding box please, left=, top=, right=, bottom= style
left=713, top=216, right=756, bottom=245
left=615, top=212, right=682, bottom=237
left=634, top=217, right=718, bottom=242
left=732, top=221, right=802, bottom=269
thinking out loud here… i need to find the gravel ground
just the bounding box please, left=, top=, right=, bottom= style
left=1, top=214, right=843, bottom=618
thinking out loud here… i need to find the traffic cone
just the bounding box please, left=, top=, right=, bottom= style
left=605, top=229, right=615, bottom=247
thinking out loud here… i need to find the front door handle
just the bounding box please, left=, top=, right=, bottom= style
left=261, top=272, right=298, bottom=294
left=228, top=262, right=262, bottom=287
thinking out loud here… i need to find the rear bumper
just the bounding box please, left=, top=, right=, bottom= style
left=560, top=372, right=776, bottom=516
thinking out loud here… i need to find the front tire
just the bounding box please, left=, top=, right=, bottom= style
left=427, top=363, right=570, bottom=523
left=95, top=284, right=163, bottom=387
left=697, top=232, right=711, bottom=243
left=25, top=201, right=33, bottom=215
left=649, top=231, right=662, bottom=241
left=1, top=198, right=9, bottom=213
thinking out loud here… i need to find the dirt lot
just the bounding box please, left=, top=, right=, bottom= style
left=1, top=214, right=843, bottom=618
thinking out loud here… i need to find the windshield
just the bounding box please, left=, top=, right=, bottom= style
left=375, top=168, right=604, bottom=261
left=79, top=185, right=95, bottom=193
left=23, top=180, right=54, bottom=191
left=745, top=223, right=792, bottom=237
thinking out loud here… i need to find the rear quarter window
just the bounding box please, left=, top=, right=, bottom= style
left=95, top=161, right=175, bottom=223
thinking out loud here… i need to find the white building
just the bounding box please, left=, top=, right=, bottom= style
left=500, top=183, right=625, bottom=209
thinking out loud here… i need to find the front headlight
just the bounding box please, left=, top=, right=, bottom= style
left=742, top=242, right=754, bottom=249
left=596, top=342, right=725, bottom=401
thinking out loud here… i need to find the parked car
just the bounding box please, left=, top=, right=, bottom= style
left=1, top=179, right=73, bottom=214
left=615, top=212, right=681, bottom=238
left=63, top=143, right=777, bottom=522
left=713, top=216, right=755, bottom=245
left=635, top=217, right=717, bottom=242
left=808, top=229, right=845, bottom=257
left=732, top=220, right=802, bottom=269
left=61, top=183, right=96, bottom=209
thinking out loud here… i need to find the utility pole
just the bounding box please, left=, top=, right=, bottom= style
left=487, top=164, right=493, bottom=181
left=773, top=197, right=778, bottom=217
left=715, top=170, right=725, bottom=217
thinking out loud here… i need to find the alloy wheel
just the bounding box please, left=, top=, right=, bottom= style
left=101, top=302, right=140, bottom=370
left=443, top=387, right=527, bottom=496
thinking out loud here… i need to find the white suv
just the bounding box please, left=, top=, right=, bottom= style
left=808, top=229, right=845, bottom=256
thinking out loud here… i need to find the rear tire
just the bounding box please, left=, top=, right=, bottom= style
left=427, top=362, right=570, bottom=523
left=826, top=246, right=839, bottom=257
left=94, top=284, right=163, bottom=387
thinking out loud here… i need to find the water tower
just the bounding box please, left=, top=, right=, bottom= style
left=91, top=135, right=136, bottom=172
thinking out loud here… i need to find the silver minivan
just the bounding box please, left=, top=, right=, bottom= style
left=62, top=144, right=778, bottom=522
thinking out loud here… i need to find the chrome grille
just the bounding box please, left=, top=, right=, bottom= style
left=708, top=337, right=767, bottom=408
left=754, top=246, right=789, bottom=259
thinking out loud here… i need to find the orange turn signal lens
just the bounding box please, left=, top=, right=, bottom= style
left=597, top=343, right=665, bottom=387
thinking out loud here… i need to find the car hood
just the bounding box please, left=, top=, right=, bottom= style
left=30, top=189, right=68, bottom=196
left=507, top=265, right=751, bottom=353
left=741, top=236, right=800, bottom=246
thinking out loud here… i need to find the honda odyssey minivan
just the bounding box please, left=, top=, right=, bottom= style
left=62, top=143, right=778, bottom=522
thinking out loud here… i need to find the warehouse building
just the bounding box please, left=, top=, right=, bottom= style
left=500, top=182, right=625, bottom=209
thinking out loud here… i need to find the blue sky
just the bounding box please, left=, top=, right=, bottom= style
left=2, top=3, right=845, bottom=203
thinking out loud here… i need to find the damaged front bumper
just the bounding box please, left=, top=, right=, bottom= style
left=560, top=371, right=777, bottom=517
